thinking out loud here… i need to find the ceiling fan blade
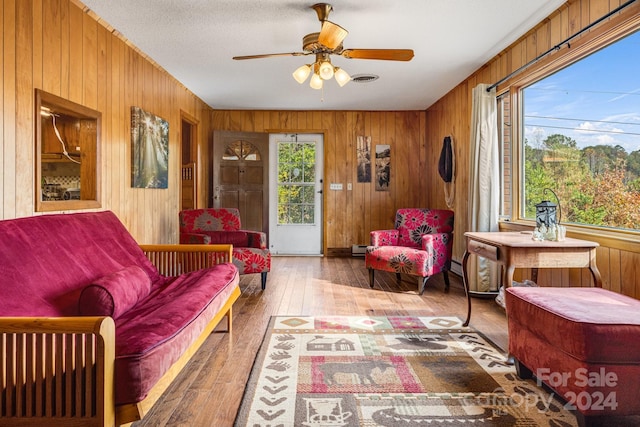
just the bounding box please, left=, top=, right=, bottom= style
left=233, top=52, right=309, bottom=60
left=341, top=49, right=414, bottom=61
left=318, top=21, right=348, bottom=50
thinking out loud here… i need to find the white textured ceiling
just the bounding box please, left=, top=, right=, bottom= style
left=80, top=0, right=565, bottom=111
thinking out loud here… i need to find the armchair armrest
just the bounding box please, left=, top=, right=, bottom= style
left=244, top=230, right=267, bottom=249
left=370, top=229, right=399, bottom=246
left=421, top=233, right=454, bottom=256
left=140, top=244, right=233, bottom=276
left=179, top=232, right=211, bottom=244
left=0, top=316, right=115, bottom=425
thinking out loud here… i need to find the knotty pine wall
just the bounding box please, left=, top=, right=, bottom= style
left=209, top=110, right=445, bottom=255
left=425, top=0, right=640, bottom=299
left=1, top=0, right=211, bottom=244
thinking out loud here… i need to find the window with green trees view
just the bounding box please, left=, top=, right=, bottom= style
left=515, top=29, right=640, bottom=231
left=277, top=141, right=316, bottom=225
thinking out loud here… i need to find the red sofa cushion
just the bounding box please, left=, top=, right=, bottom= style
left=79, top=265, right=151, bottom=319
left=113, top=263, right=238, bottom=404
left=0, top=211, right=161, bottom=316
left=506, top=286, right=640, bottom=364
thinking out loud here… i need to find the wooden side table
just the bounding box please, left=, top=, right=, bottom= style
left=461, top=231, right=602, bottom=326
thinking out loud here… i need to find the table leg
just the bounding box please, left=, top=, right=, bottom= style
left=589, top=248, right=603, bottom=287
left=461, top=250, right=472, bottom=326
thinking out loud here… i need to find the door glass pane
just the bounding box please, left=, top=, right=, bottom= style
left=277, top=141, right=316, bottom=225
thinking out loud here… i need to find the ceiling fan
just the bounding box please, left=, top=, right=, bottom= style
left=232, top=3, right=414, bottom=89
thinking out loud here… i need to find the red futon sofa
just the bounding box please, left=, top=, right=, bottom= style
left=0, top=211, right=240, bottom=426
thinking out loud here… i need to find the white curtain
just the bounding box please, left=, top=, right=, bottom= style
left=468, top=84, right=500, bottom=292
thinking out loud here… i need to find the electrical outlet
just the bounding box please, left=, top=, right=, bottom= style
left=329, top=183, right=343, bottom=190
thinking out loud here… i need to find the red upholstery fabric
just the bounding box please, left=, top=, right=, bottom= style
left=0, top=211, right=161, bottom=317
left=506, top=287, right=640, bottom=363
left=179, top=208, right=271, bottom=276
left=506, top=287, right=640, bottom=418
left=79, top=265, right=151, bottom=319
left=0, top=211, right=240, bottom=405
left=114, top=263, right=238, bottom=404
left=365, top=209, right=454, bottom=291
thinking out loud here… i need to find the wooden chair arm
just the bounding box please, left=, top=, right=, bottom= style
left=139, top=244, right=234, bottom=276
left=0, top=316, right=115, bottom=426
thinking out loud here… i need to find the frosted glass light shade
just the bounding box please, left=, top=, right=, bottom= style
left=334, top=68, right=351, bottom=87
left=318, top=61, right=335, bottom=80
left=309, top=73, right=323, bottom=90
left=292, top=64, right=312, bottom=84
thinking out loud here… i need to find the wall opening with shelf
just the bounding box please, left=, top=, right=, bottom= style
left=35, top=89, right=101, bottom=212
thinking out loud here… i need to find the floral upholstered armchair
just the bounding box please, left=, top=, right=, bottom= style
left=179, top=208, right=271, bottom=289
left=365, top=208, right=454, bottom=294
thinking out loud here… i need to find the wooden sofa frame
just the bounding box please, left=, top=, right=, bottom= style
left=0, top=244, right=240, bottom=427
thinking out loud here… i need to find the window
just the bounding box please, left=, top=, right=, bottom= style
left=277, top=141, right=316, bottom=225
left=507, top=29, right=640, bottom=231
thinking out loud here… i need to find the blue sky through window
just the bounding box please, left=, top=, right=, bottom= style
left=524, top=30, right=640, bottom=152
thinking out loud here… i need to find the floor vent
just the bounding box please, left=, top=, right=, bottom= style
left=351, top=244, right=367, bottom=257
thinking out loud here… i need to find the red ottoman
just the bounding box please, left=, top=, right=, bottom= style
left=505, top=287, right=640, bottom=427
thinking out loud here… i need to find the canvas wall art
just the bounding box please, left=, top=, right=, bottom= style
left=357, top=136, right=371, bottom=183
left=131, top=106, right=169, bottom=189
left=375, top=144, right=390, bottom=191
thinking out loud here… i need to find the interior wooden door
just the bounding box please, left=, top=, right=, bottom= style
left=181, top=115, right=198, bottom=210
left=212, top=131, right=269, bottom=235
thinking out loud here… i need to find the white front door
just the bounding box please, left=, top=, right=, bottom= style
left=268, top=133, right=323, bottom=255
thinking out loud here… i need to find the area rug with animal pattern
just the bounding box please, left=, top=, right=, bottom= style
left=234, top=315, right=578, bottom=427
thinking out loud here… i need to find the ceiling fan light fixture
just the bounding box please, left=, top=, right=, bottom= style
left=293, top=64, right=312, bottom=84
left=309, top=73, right=323, bottom=90
left=318, top=20, right=348, bottom=50
left=318, top=61, right=335, bottom=80
left=334, top=67, right=351, bottom=87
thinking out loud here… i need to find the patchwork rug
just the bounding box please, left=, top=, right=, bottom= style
left=234, top=315, right=578, bottom=426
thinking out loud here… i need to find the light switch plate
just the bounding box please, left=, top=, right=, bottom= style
left=329, top=183, right=343, bottom=190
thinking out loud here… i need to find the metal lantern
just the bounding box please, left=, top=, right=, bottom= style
left=535, top=199, right=557, bottom=228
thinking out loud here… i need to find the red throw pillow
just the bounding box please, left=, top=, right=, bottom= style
left=79, top=265, right=151, bottom=319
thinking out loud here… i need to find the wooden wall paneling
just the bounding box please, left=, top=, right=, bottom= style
left=67, top=1, right=83, bottom=106
left=609, top=248, right=621, bottom=293
left=568, top=0, right=582, bottom=35
left=395, top=112, right=409, bottom=209
left=97, top=23, right=108, bottom=212
left=633, top=251, right=640, bottom=299
left=16, top=0, right=34, bottom=215
left=42, top=0, right=61, bottom=96
left=595, top=246, right=610, bottom=290
left=3, top=0, right=17, bottom=219
left=342, top=111, right=354, bottom=248
left=525, top=31, right=537, bottom=64
left=82, top=12, right=97, bottom=109
left=32, top=0, right=43, bottom=92
left=59, top=0, right=69, bottom=99
left=321, top=111, right=334, bottom=249
left=620, top=250, right=636, bottom=297
left=369, top=111, right=381, bottom=233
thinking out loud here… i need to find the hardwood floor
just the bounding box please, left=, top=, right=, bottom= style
left=133, top=256, right=508, bottom=427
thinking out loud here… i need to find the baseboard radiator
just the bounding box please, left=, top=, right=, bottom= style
left=351, top=245, right=367, bottom=257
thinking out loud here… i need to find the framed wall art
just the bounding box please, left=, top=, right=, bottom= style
left=131, top=106, right=169, bottom=189
left=357, top=135, right=371, bottom=183
left=375, top=144, right=390, bottom=191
